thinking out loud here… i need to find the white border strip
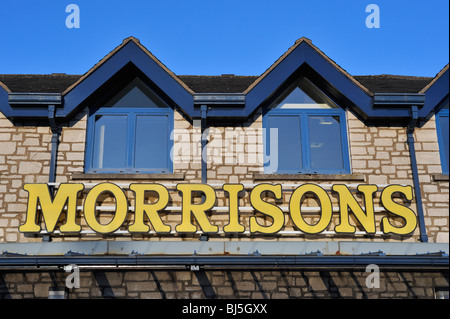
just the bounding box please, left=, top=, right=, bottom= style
left=48, top=182, right=398, bottom=189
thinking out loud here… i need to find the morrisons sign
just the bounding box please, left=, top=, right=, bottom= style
left=19, top=182, right=418, bottom=236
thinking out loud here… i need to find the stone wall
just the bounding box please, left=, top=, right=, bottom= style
left=0, top=269, right=447, bottom=299
left=206, top=110, right=264, bottom=185
left=0, top=116, right=53, bottom=243
left=414, top=116, right=449, bottom=242
left=346, top=111, right=449, bottom=242
left=0, top=106, right=449, bottom=243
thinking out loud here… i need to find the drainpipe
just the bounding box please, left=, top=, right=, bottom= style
left=200, top=105, right=208, bottom=184
left=200, top=105, right=208, bottom=242
left=48, top=105, right=61, bottom=186
left=407, top=105, right=428, bottom=243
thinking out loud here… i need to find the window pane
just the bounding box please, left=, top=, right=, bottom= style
left=92, top=115, right=128, bottom=170
left=439, top=115, right=449, bottom=171
left=268, top=115, right=302, bottom=172
left=134, top=115, right=169, bottom=171
left=104, top=78, right=168, bottom=108
left=272, top=78, right=338, bottom=109
left=309, top=116, right=344, bottom=170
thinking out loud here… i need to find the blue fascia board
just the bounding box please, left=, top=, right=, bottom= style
left=420, top=68, right=449, bottom=118
left=60, top=41, right=194, bottom=119
left=373, top=93, right=425, bottom=107
left=245, top=42, right=374, bottom=119
left=8, top=93, right=62, bottom=105
left=0, top=85, right=12, bottom=118
left=303, top=45, right=374, bottom=116
left=1, top=87, right=52, bottom=120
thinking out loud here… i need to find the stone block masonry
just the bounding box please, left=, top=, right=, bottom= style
left=0, top=107, right=449, bottom=243
left=0, top=269, right=447, bottom=299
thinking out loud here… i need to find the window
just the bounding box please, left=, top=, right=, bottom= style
left=436, top=97, right=449, bottom=175
left=263, top=77, right=350, bottom=174
left=85, top=78, right=173, bottom=174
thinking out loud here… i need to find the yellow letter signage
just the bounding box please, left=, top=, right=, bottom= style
left=19, top=182, right=418, bottom=237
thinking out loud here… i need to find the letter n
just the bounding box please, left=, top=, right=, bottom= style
left=333, top=184, right=378, bottom=234
left=19, top=183, right=84, bottom=233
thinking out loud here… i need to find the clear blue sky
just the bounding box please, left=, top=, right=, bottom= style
left=0, top=0, right=448, bottom=77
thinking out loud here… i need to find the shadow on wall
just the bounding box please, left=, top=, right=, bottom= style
left=0, top=270, right=448, bottom=299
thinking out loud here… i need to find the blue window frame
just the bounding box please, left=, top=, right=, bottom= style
left=263, top=78, right=350, bottom=174
left=84, top=78, right=174, bottom=174
left=435, top=99, right=449, bottom=175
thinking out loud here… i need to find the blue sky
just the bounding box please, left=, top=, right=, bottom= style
left=0, top=0, right=448, bottom=77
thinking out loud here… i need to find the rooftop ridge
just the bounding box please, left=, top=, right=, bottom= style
left=355, top=74, right=433, bottom=79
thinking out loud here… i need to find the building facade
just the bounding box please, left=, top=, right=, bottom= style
left=0, top=37, right=448, bottom=299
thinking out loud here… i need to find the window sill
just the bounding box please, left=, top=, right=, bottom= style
left=253, top=173, right=365, bottom=182
left=433, top=174, right=449, bottom=182
left=72, top=172, right=185, bottom=181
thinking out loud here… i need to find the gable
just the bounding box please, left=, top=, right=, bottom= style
left=61, top=37, right=194, bottom=119
left=244, top=39, right=375, bottom=120
left=103, top=77, right=169, bottom=109
left=270, top=77, right=338, bottom=110
left=0, top=37, right=447, bottom=124
left=419, top=65, right=449, bottom=119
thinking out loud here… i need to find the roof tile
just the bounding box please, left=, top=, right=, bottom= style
left=0, top=73, right=434, bottom=94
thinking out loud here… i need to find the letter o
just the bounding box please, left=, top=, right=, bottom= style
left=289, top=184, right=332, bottom=234
left=84, top=183, right=128, bottom=234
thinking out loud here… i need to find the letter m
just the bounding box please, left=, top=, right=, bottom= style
left=19, top=184, right=84, bottom=233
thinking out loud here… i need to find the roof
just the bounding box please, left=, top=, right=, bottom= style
left=243, top=37, right=372, bottom=97
left=420, top=64, right=449, bottom=94
left=178, top=75, right=259, bottom=93
left=354, top=75, right=433, bottom=94
left=0, top=36, right=447, bottom=122
left=0, top=73, right=434, bottom=94
left=62, top=36, right=195, bottom=96
left=0, top=36, right=197, bottom=120
left=0, top=74, right=81, bottom=93
left=418, top=64, right=449, bottom=118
